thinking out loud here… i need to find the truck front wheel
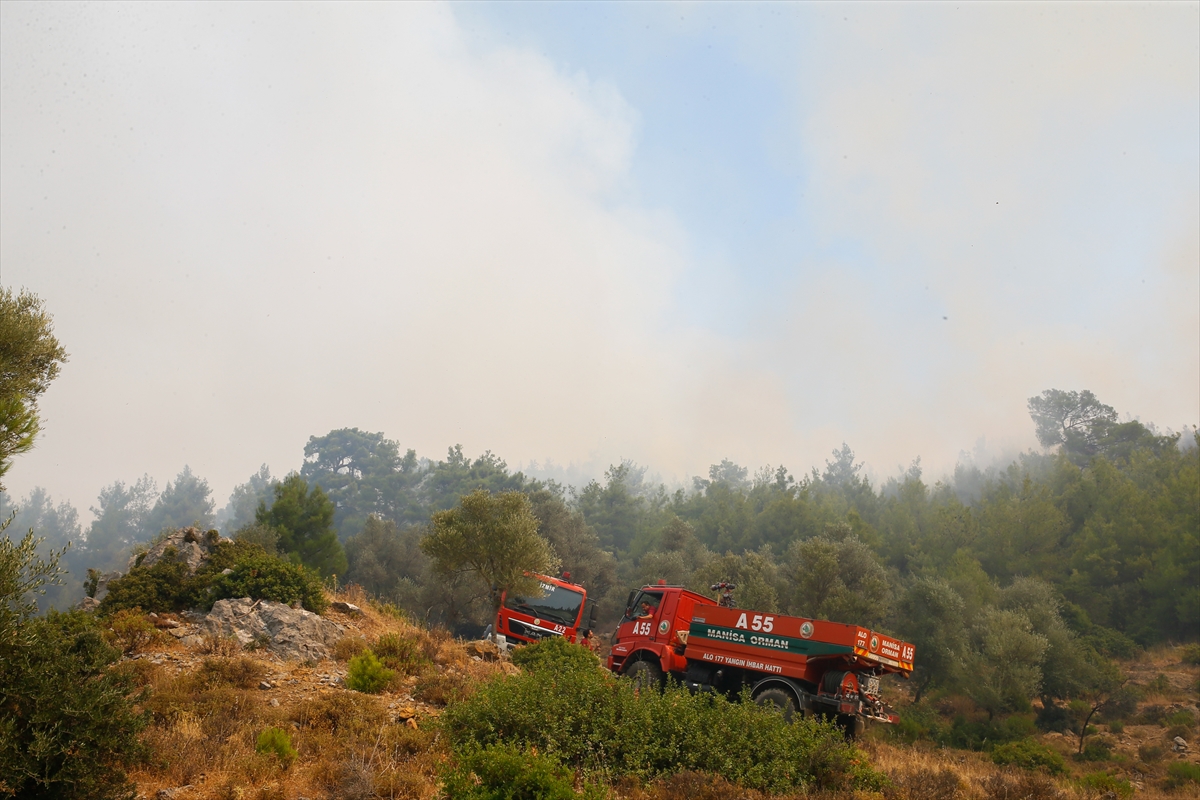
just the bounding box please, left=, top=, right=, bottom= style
left=754, top=687, right=797, bottom=722
left=624, top=660, right=664, bottom=692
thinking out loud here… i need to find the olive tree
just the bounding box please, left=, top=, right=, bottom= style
left=0, top=287, right=68, bottom=491
left=420, top=489, right=558, bottom=614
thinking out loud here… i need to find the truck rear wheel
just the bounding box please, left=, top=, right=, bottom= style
left=754, top=687, right=797, bottom=722
left=837, top=713, right=865, bottom=740
left=624, top=659, right=664, bottom=692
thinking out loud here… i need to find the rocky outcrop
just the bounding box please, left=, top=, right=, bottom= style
left=130, top=527, right=228, bottom=575
left=201, top=598, right=345, bottom=661
left=75, top=596, right=102, bottom=612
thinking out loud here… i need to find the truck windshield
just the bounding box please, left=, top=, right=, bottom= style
left=504, top=581, right=584, bottom=627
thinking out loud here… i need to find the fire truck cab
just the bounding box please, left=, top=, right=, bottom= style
left=494, top=572, right=595, bottom=654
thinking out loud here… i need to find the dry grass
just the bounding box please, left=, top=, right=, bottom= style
left=196, top=632, right=245, bottom=657
left=127, top=585, right=482, bottom=799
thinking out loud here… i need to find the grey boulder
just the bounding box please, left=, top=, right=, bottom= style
left=201, top=598, right=344, bottom=662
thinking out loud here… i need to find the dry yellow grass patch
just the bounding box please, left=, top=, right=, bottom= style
left=125, top=585, right=507, bottom=799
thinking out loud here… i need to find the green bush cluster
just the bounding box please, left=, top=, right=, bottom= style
left=1166, top=761, right=1200, bottom=789
left=440, top=638, right=882, bottom=794
left=1074, top=771, right=1133, bottom=798
left=206, top=553, right=327, bottom=613
left=943, top=713, right=1036, bottom=750
left=98, top=558, right=190, bottom=615
left=98, top=540, right=327, bottom=616
left=889, top=701, right=1048, bottom=751
left=1077, top=739, right=1113, bottom=762
left=0, top=609, right=149, bottom=798
left=2, top=527, right=148, bottom=799
left=1181, top=643, right=1200, bottom=666
left=1163, top=708, right=1195, bottom=741
left=990, top=738, right=1066, bottom=774
left=345, top=651, right=395, bottom=694
left=441, top=743, right=606, bottom=800
left=255, top=727, right=297, bottom=768
left=511, top=634, right=600, bottom=674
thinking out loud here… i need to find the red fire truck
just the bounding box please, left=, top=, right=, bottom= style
left=494, top=572, right=595, bottom=652
left=606, top=582, right=915, bottom=737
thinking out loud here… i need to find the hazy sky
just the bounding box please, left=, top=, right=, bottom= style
left=2, top=1, right=1197, bottom=517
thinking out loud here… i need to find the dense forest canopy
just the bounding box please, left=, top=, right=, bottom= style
left=1, top=368, right=1196, bottom=758
left=6, top=392, right=1196, bottom=659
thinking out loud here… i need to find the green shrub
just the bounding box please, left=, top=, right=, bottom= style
left=99, top=559, right=189, bottom=615
left=1164, top=708, right=1196, bottom=729
left=255, top=727, right=297, bottom=768
left=1179, top=643, right=1200, bottom=665
left=345, top=651, right=395, bottom=694
left=98, top=540, right=310, bottom=615
left=200, top=538, right=266, bottom=572
left=1165, top=761, right=1200, bottom=789
left=1074, top=771, right=1132, bottom=798
left=373, top=632, right=432, bottom=674
left=206, top=554, right=327, bottom=613
left=441, top=743, right=603, bottom=800
left=1081, top=626, right=1140, bottom=659
left=1107, top=720, right=1124, bottom=734
left=511, top=634, right=600, bottom=674
left=1077, top=740, right=1112, bottom=762
left=886, top=702, right=945, bottom=743
left=0, top=610, right=148, bottom=798
left=944, top=715, right=1029, bottom=750
left=990, top=738, right=1066, bottom=774
left=440, top=637, right=882, bottom=794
